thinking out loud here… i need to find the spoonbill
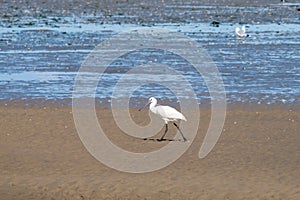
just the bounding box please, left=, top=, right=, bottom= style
left=139, top=97, right=187, bottom=142
left=235, top=25, right=247, bottom=37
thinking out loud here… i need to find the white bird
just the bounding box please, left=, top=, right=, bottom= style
left=235, top=25, right=247, bottom=37
left=139, top=97, right=187, bottom=141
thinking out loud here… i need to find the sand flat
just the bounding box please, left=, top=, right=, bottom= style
left=1, top=105, right=299, bottom=199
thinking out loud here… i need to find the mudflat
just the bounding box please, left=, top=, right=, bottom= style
left=1, top=104, right=299, bottom=199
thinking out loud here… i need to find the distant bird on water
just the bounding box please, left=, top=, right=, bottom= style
left=139, top=97, right=187, bottom=142
left=235, top=25, right=247, bottom=37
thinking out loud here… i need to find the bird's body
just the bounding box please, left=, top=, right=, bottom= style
left=149, top=99, right=186, bottom=124
left=235, top=25, right=247, bottom=37
left=140, top=97, right=187, bottom=141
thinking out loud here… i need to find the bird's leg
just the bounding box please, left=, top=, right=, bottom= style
left=158, top=124, right=168, bottom=141
left=173, top=123, right=187, bottom=142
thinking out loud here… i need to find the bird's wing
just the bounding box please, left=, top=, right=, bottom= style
left=242, top=25, right=246, bottom=33
left=156, top=105, right=187, bottom=121
left=235, top=27, right=240, bottom=35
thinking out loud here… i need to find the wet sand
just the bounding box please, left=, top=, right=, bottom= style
left=1, top=104, right=300, bottom=199
left=1, top=0, right=299, bottom=26
left=1, top=0, right=300, bottom=199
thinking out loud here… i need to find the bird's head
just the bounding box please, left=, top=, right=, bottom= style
left=148, top=97, right=156, bottom=103
left=148, top=97, right=158, bottom=106
left=138, top=97, right=157, bottom=111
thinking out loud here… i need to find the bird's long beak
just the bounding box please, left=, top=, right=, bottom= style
left=138, top=100, right=151, bottom=111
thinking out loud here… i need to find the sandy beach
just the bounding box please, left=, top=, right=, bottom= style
left=1, top=0, right=300, bottom=199
left=1, top=104, right=299, bottom=199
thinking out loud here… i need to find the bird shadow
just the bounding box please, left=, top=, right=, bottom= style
left=141, top=138, right=184, bottom=142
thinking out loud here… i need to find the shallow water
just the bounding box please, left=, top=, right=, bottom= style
left=0, top=3, right=299, bottom=107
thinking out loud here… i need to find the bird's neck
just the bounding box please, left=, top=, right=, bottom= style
left=149, top=102, right=156, bottom=110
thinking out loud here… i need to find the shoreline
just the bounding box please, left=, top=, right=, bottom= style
left=1, top=0, right=300, bottom=199
left=0, top=98, right=299, bottom=111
